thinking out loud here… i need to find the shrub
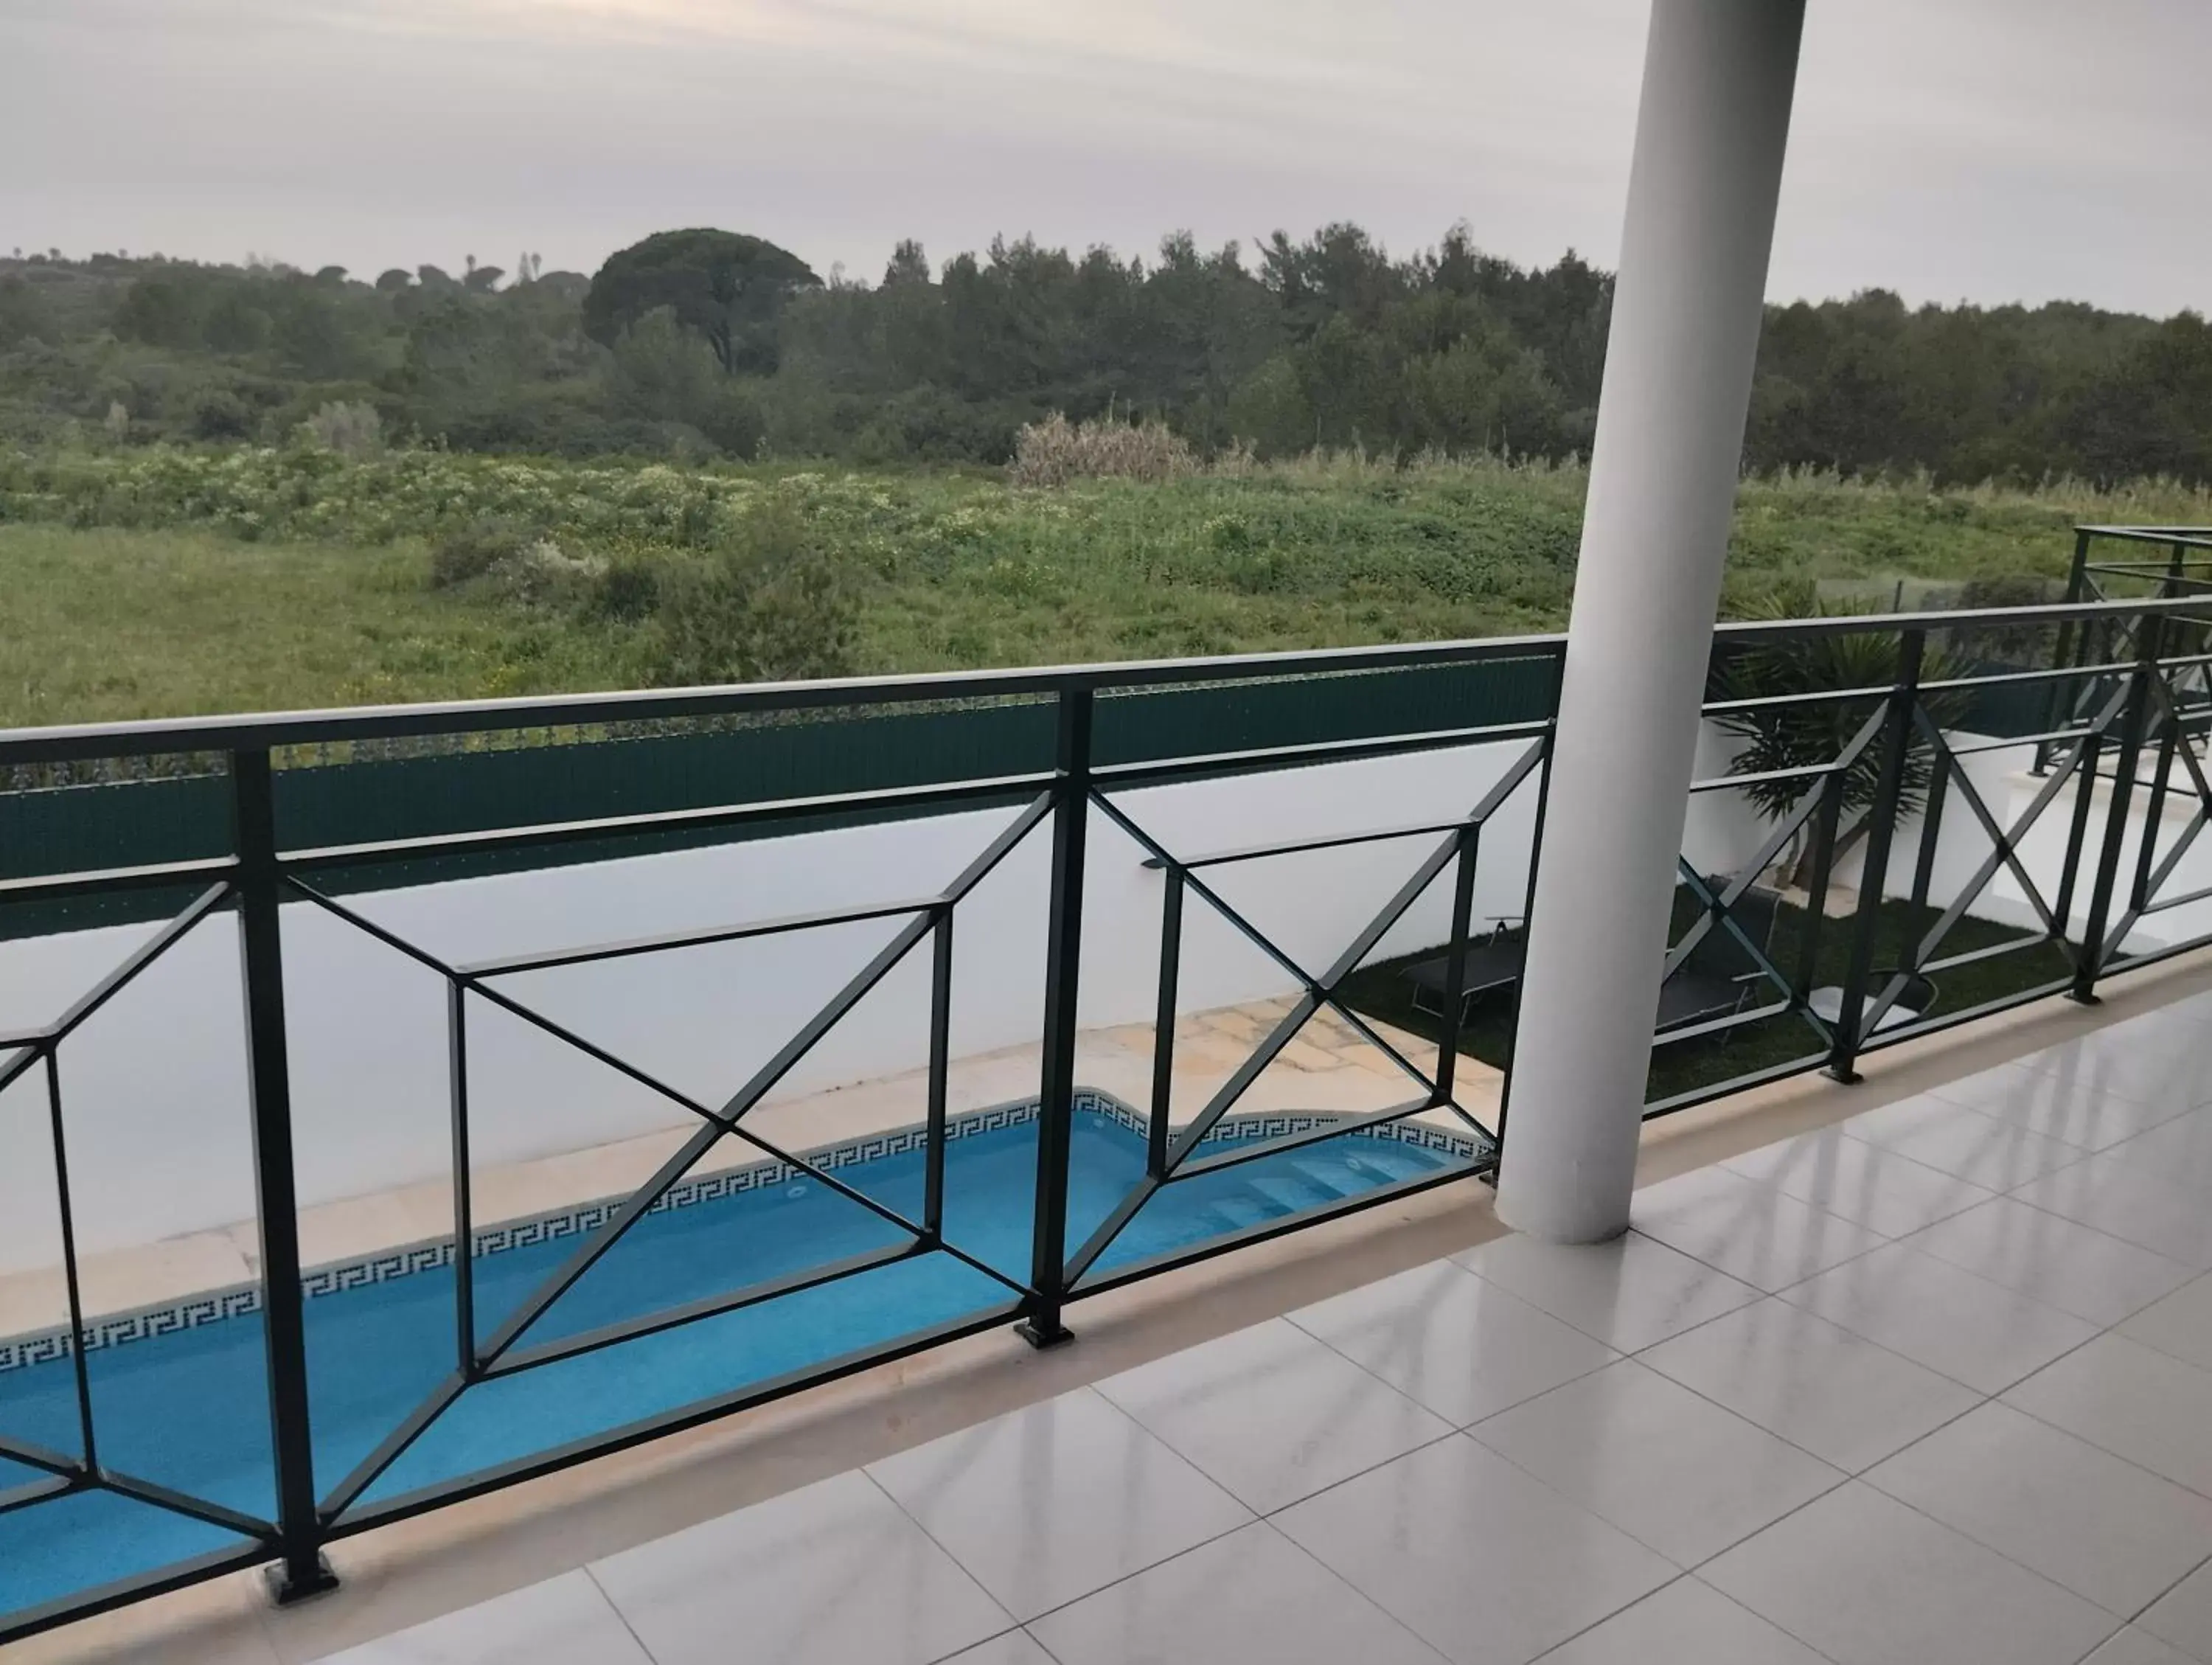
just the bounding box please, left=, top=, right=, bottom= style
left=428, top=521, right=530, bottom=588
left=587, top=557, right=662, bottom=622
left=301, top=400, right=383, bottom=459
left=648, top=497, right=856, bottom=686
left=1007, top=411, right=1196, bottom=487
left=190, top=389, right=255, bottom=441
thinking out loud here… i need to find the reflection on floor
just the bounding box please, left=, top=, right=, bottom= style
left=309, top=990, right=2212, bottom=1664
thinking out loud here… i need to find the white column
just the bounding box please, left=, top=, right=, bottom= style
left=1495, top=0, right=1806, bottom=1242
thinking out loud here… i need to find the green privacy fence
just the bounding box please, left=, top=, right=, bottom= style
left=0, top=654, right=1562, bottom=937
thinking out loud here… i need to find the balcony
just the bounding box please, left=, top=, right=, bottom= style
left=5, top=545, right=2212, bottom=1661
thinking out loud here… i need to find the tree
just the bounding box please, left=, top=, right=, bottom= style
left=583, top=229, right=821, bottom=375
left=374, top=268, right=414, bottom=293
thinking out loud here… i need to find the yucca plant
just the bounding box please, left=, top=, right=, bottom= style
left=1711, top=598, right=1964, bottom=889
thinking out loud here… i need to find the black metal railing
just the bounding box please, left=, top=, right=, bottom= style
left=3, top=557, right=2211, bottom=1642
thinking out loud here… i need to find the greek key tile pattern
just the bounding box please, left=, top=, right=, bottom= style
left=0, top=1091, right=1485, bottom=1372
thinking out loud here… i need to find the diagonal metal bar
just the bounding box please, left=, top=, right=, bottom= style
left=0, top=1433, right=274, bottom=1542
left=473, top=911, right=956, bottom=1374
left=1068, top=797, right=1457, bottom=1282
left=714, top=1115, right=1034, bottom=1302
left=1861, top=728, right=2087, bottom=1037
left=0, top=1433, right=80, bottom=1482
left=1161, top=844, right=1451, bottom=1147
left=2129, top=678, right=2212, bottom=904
left=1060, top=1173, right=1161, bottom=1290
left=711, top=912, right=938, bottom=1127
left=477, top=1240, right=930, bottom=1381
left=1664, top=701, right=1888, bottom=981
left=937, top=790, right=1057, bottom=907
left=43, top=882, right=232, bottom=1048
left=43, top=1052, right=97, bottom=1472
left=94, top=1466, right=278, bottom=1543
left=0, top=1043, right=40, bottom=1097
left=317, top=1369, right=468, bottom=1523
left=470, top=1122, right=734, bottom=1372
left=1077, top=778, right=1526, bottom=1282
left=1910, top=710, right=2080, bottom=948
left=285, top=880, right=467, bottom=981
left=0, top=1474, right=73, bottom=1518
left=1669, top=864, right=1834, bottom=1050
left=1104, top=740, right=1549, bottom=1147
left=321, top=795, right=1054, bottom=1378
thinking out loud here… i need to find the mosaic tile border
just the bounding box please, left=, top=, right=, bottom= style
left=0, top=1090, right=1487, bottom=1373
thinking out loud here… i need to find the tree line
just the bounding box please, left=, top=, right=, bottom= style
left=1, top=224, right=2205, bottom=483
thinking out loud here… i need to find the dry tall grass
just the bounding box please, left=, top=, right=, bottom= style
left=1007, top=411, right=1196, bottom=487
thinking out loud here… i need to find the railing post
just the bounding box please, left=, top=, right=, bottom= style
left=2074, top=616, right=2160, bottom=1003
left=1825, top=630, right=1924, bottom=1085
left=231, top=748, right=338, bottom=1603
left=1018, top=686, right=1091, bottom=1349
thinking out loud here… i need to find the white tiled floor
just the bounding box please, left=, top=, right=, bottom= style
left=319, top=997, right=2212, bottom=1664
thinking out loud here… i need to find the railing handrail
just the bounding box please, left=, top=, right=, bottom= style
left=4, top=593, right=2208, bottom=768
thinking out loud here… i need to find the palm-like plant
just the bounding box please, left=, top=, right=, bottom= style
left=1711, top=599, right=1961, bottom=890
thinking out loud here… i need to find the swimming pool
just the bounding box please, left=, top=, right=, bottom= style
left=0, top=1096, right=1483, bottom=1621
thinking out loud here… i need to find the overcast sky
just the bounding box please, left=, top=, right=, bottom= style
left=4, top=0, right=2207, bottom=315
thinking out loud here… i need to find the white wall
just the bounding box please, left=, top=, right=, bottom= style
left=0, top=737, right=1545, bottom=1272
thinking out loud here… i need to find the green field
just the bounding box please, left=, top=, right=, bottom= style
left=4, top=445, right=2210, bottom=728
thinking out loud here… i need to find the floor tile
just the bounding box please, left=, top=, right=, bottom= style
left=1639, top=1297, right=1979, bottom=1473
left=1532, top=1576, right=1830, bottom=1665
left=1700, top=1481, right=2118, bottom=1665
left=1834, top=1092, right=2088, bottom=1190
left=2139, top=1561, right=2212, bottom=1663
left=1899, top=1195, right=2197, bottom=1326
left=1451, top=1230, right=1761, bottom=1354
left=1721, top=1127, right=1997, bottom=1238
left=868, top=1387, right=1251, bottom=1621
left=2083, top=1627, right=2202, bottom=1665
left=2102, top=1108, right=2212, bottom=1196
left=1093, top=1318, right=1452, bottom=1514
left=938, top=1635, right=1060, bottom=1665
left=2013, top=1155, right=2212, bottom=1268
left=1781, top=1240, right=2099, bottom=1393
left=2016, top=1023, right=2212, bottom=1113
left=1468, top=1360, right=1843, bottom=1568
left=1288, top=1259, right=1619, bottom=1427
left=1863, top=1401, right=2212, bottom=1618
left=2123, top=1276, right=2212, bottom=1374
left=2004, top=1334, right=2212, bottom=1498
left=588, top=1470, right=1010, bottom=1665
left=1028, top=1521, right=1448, bottom=1665
left=1629, top=1164, right=1887, bottom=1293
left=314, top=1571, right=652, bottom=1665
left=1926, top=1060, right=2190, bottom=1151
left=1272, top=1435, right=1674, bottom=1665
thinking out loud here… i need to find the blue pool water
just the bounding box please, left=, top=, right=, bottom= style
left=0, top=1108, right=1473, bottom=1621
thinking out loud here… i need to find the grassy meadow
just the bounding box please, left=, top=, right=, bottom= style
left=4, top=443, right=2211, bottom=727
